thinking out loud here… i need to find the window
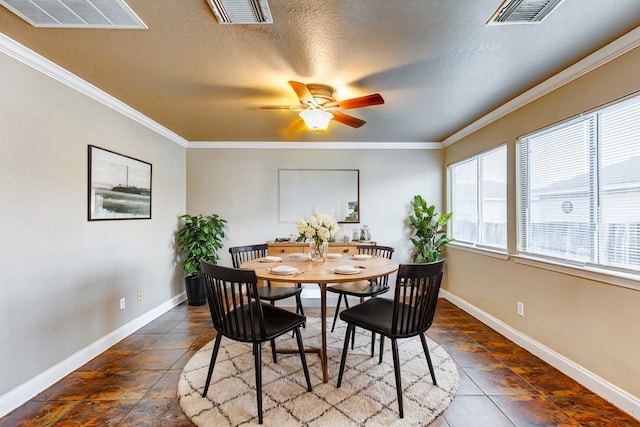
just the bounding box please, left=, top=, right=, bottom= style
left=448, top=145, right=507, bottom=250
left=518, top=94, right=640, bottom=273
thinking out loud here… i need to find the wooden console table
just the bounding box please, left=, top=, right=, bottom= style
left=268, top=241, right=376, bottom=257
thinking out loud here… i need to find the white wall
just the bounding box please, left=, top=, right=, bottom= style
left=185, top=148, right=443, bottom=266
left=0, top=51, right=186, bottom=401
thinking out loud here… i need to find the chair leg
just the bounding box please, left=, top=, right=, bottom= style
left=203, top=334, right=222, bottom=397
left=369, top=296, right=376, bottom=357
left=337, top=324, right=354, bottom=388
left=420, top=333, right=437, bottom=385
left=370, top=332, right=376, bottom=357
left=271, top=339, right=277, bottom=363
left=378, top=336, right=385, bottom=364
left=344, top=298, right=357, bottom=349
left=351, top=323, right=356, bottom=349
left=294, top=327, right=312, bottom=391
left=331, top=293, right=343, bottom=332
left=253, top=342, right=263, bottom=424
left=295, top=293, right=305, bottom=328
left=391, top=338, right=404, bottom=418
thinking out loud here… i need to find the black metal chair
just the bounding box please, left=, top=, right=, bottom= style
left=336, top=260, right=445, bottom=419
left=200, top=261, right=312, bottom=425
left=229, top=244, right=305, bottom=319
left=327, top=244, right=394, bottom=354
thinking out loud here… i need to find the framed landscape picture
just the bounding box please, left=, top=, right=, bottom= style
left=88, top=145, right=152, bottom=221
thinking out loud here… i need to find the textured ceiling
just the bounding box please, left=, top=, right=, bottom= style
left=1, top=0, right=640, bottom=144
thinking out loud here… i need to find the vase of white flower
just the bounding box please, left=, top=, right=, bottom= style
left=309, top=240, right=329, bottom=262
left=296, top=213, right=339, bottom=262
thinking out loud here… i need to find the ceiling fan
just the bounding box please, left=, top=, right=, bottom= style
left=262, top=81, right=384, bottom=131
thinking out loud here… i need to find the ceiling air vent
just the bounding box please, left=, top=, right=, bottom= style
left=207, top=0, right=272, bottom=24
left=0, top=0, right=146, bottom=29
left=488, top=0, right=565, bottom=25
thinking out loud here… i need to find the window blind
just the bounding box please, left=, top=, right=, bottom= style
left=449, top=145, right=507, bottom=250
left=481, top=146, right=507, bottom=247
left=450, top=158, right=479, bottom=243
left=598, top=97, right=640, bottom=270
left=518, top=94, right=640, bottom=273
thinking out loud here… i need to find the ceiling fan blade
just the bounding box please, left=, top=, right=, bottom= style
left=324, top=93, right=384, bottom=110
left=288, top=80, right=318, bottom=107
left=331, top=111, right=366, bottom=128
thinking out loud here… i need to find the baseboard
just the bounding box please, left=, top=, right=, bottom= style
left=10, top=291, right=636, bottom=420
left=439, top=289, right=640, bottom=421
left=0, top=293, right=187, bottom=418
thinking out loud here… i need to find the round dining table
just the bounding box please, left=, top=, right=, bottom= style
left=241, top=253, right=398, bottom=383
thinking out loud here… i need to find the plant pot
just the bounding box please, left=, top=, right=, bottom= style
left=185, top=276, right=206, bottom=306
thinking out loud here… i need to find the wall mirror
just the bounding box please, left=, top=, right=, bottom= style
left=279, top=169, right=360, bottom=223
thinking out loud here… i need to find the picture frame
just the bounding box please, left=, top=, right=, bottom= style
left=278, top=169, right=360, bottom=223
left=88, top=145, right=152, bottom=221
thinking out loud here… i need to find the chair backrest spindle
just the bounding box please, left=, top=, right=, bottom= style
left=201, top=261, right=267, bottom=342
left=357, top=244, right=394, bottom=288
left=229, top=244, right=269, bottom=268
left=391, top=261, right=444, bottom=337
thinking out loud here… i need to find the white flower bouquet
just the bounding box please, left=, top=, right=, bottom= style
left=296, top=213, right=339, bottom=261
left=296, top=213, right=339, bottom=244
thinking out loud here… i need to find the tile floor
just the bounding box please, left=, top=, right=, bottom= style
left=1, top=299, right=638, bottom=426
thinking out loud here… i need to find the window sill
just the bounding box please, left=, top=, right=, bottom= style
left=512, top=254, right=640, bottom=292
left=447, top=242, right=509, bottom=260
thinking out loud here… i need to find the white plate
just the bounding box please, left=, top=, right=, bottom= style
left=326, top=253, right=343, bottom=259
left=288, top=253, right=307, bottom=258
left=260, top=256, right=282, bottom=262
left=333, top=266, right=360, bottom=275
left=351, top=254, right=372, bottom=260
left=269, top=265, right=299, bottom=275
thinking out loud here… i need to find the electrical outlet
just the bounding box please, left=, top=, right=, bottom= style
left=517, top=301, right=524, bottom=317
left=137, top=291, right=142, bottom=302
left=120, top=297, right=126, bottom=310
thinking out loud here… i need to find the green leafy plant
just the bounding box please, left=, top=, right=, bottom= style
left=409, top=195, right=454, bottom=263
left=177, top=214, right=227, bottom=278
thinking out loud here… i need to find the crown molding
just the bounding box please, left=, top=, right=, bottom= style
left=442, top=25, right=640, bottom=147
left=0, top=33, right=189, bottom=148
left=8, top=22, right=638, bottom=152
left=187, top=141, right=442, bottom=149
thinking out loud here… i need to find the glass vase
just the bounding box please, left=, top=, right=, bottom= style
left=309, top=240, right=328, bottom=262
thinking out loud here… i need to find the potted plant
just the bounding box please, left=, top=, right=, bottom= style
left=177, top=213, right=227, bottom=305
left=408, top=195, right=454, bottom=263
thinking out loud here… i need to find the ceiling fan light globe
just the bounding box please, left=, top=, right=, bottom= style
left=299, top=109, right=333, bottom=130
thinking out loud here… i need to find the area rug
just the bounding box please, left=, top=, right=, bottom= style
left=178, top=318, right=458, bottom=426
